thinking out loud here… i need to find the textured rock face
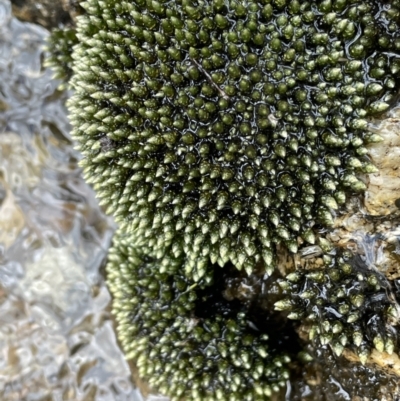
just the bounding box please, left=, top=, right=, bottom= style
left=0, top=4, right=143, bottom=400
left=10, top=0, right=81, bottom=29
left=365, top=107, right=400, bottom=216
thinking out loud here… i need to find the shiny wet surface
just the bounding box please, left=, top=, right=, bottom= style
left=2, top=0, right=400, bottom=399
left=0, top=1, right=144, bottom=399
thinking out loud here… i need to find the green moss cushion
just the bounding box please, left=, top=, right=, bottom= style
left=276, top=253, right=399, bottom=364
left=69, top=0, right=400, bottom=276
left=107, top=229, right=291, bottom=401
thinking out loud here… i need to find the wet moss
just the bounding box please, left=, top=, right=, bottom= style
left=68, top=0, right=400, bottom=276
left=45, top=0, right=400, bottom=398
left=45, top=27, right=78, bottom=88
left=107, top=229, right=291, bottom=401
left=276, top=253, right=400, bottom=364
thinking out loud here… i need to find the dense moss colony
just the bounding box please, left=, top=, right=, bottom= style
left=69, top=0, right=400, bottom=276
left=59, top=0, right=400, bottom=398
left=107, top=230, right=291, bottom=401
left=45, top=28, right=78, bottom=86
left=276, top=253, right=400, bottom=364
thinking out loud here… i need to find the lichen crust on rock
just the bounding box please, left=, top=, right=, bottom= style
left=107, top=229, right=291, bottom=401
left=275, top=253, right=400, bottom=365
left=68, top=0, right=400, bottom=276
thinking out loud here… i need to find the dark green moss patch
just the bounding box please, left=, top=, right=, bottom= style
left=107, top=229, right=292, bottom=401
left=276, top=253, right=400, bottom=363
left=45, top=27, right=78, bottom=87
left=69, top=0, right=400, bottom=276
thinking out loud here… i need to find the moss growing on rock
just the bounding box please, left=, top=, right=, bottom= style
left=275, top=253, right=400, bottom=364
left=45, top=27, right=78, bottom=88
left=42, top=0, right=400, bottom=398
left=107, top=229, right=291, bottom=401
left=68, top=0, right=400, bottom=276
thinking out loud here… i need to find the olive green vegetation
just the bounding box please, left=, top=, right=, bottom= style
left=45, top=27, right=78, bottom=88
left=68, top=0, right=400, bottom=278
left=275, top=252, right=399, bottom=364
left=107, top=229, right=291, bottom=401
left=47, top=0, right=400, bottom=398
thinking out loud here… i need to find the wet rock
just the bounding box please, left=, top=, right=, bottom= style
left=0, top=3, right=141, bottom=401
left=289, top=346, right=400, bottom=401
left=10, top=0, right=82, bottom=29
left=344, top=348, right=400, bottom=379
left=365, top=107, right=400, bottom=217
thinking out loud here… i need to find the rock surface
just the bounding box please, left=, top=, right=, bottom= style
left=0, top=3, right=145, bottom=400
left=10, top=0, right=81, bottom=29
left=365, top=108, right=400, bottom=216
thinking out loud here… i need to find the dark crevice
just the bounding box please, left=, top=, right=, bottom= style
left=194, top=262, right=302, bottom=356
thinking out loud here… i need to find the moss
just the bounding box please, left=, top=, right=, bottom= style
left=45, top=27, right=78, bottom=89
left=275, top=253, right=399, bottom=364
left=50, top=0, right=400, bottom=398
left=67, top=0, right=400, bottom=276
left=107, top=229, right=291, bottom=401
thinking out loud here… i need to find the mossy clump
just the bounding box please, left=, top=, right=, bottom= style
left=107, top=229, right=291, bottom=401
left=45, top=27, right=78, bottom=88
left=275, top=254, right=400, bottom=364
left=68, top=0, right=400, bottom=275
